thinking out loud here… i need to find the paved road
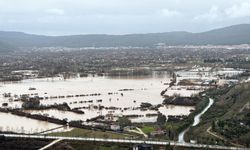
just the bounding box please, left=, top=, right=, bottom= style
left=0, top=133, right=249, bottom=150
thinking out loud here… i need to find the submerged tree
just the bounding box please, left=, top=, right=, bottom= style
left=118, top=116, right=132, bottom=128
left=157, top=113, right=166, bottom=126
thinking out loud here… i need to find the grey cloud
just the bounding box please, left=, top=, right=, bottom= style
left=45, top=8, right=65, bottom=15
left=193, top=6, right=223, bottom=22
left=225, top=2, right=250, bottom=18
left=0, top=0, right=250, bottom=35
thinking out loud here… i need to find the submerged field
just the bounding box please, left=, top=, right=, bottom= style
left=0, top=73, right=198, bottom=133
left=0, top=67, right=243, bottom=136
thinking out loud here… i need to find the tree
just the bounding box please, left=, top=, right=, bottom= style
left=140, top=102, right=152, bottom=108
left=157, top=113, right=166, bottom=126
left=165, top=143, right=172, bottom=150
left=211, top=120, right=216, bottom=131
left=2, top=103, right=8, bottom=107
left=22, top=98, right=40, bottom=109
left=118, top=117, right=132, bottom=128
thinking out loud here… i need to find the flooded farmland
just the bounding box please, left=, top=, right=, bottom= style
left=0, top=72, right=199, bottom=132
left=0, top=112, right=70, bottom=134
left=0, top=68, right=241, bottom=134
left=0, top=67, right=244, bottom=133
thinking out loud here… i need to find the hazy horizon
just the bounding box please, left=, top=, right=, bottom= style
left=0, top=23, right=249, bottom=36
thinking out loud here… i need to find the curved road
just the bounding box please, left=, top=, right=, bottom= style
left=178, top=98, right=214, bottom=143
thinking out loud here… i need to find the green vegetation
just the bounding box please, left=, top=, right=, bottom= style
left=49, top=128, right=133, bottom=139
left=157, top=113, right=167, bottom=126
left=215, top=115, right=250, bottom=142
left=186, top=82, right=250, bottom=147
left=22, top=99, right=40, bottom=109
left=141, top=125, right=155, bottom=134
left=0, top=137, right=50, bottom=150
left=164, top=95, right=209, bottom=140
left=135, top=95, right=209, bottom=141
left=118, top=117, right=132, bottom=128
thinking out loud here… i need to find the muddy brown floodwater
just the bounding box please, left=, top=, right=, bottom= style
left=0, top=74, right=199, bottom=132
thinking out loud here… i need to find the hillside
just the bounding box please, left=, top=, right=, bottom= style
left=186, top=82, right=250, bottom=147
left=0, top=41, right=16, bottom=53
left=0, top=24, right=250, bottom=48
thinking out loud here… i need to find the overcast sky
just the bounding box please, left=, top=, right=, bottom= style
left=1, top=0, right=250, bottom=35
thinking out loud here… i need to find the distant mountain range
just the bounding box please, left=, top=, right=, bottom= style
left=1, top=24, right=250, bottom=52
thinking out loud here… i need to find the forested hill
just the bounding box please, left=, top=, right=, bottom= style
left=0, top=41, right=16, bottom=53
left=0, top=24, right=250, bottom=51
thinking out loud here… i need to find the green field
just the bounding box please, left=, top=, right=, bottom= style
left=141, top=125, right=155, bottom=134
left=49, top=128, right=135, bottom=139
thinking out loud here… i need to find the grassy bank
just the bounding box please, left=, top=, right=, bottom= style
left=48, top=128, right=136, bottom=139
